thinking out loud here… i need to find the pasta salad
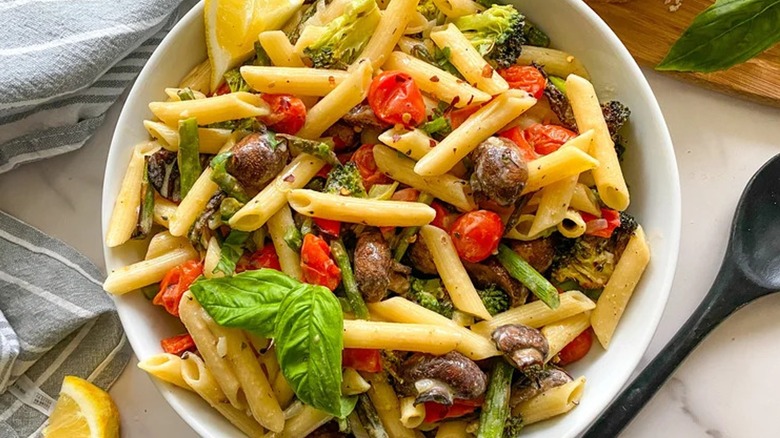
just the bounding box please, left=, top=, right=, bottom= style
left=104, top=0, right=650, bottom=436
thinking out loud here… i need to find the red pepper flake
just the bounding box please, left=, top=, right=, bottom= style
left=481, top=64, right=494, bottom=78
left=392, top=133, right=402, bottom=143
left=283, top=174, right=295, bottom=182
left=328, top=76, right=336, bottom=85
left=450, top=96, right=460, bottom=107
left=430, top=75, right=440, bottom=83
left=429, top=139, right=437, bottom=148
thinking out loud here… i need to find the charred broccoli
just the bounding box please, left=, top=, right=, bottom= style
left=408, top=277, right=454, bottom=318
left=551, top=212, right=639, bottom=290
left=452, top=5, right=526, bottom=68
left=302, top=0, right=381, bottom=69
left=477, top=285, right=510, bottom=316
left=417, top=0, right=440, bottom=21
left=324, top=162, right=368, bottom=197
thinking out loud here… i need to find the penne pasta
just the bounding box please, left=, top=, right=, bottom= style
left=164, top=87, right=207, bottom=101
left=383, top=51, right=491, bottom=108
left=178, top=59, right=211, bottom=94
left=145, top=231, right=192, bottom=260
left=378, top=127, right=436, bottom=161
left=287, top=189, right=436, bottom=227
left=203, top=236, right=223, bottom=279
left=280, top=406, right=333, bottom=438
left=430, top=24, right=509, bottom=96
left=342, top=368, right=371, bottom=396
left=229, top=154, right=326, bottom=231
left=419, top=225, right=492, bottom=320
left=152, top=194, right=177, bottom=228
left=343, top=320, right=463, bottom=354
left=399, top=396, right=426, bottom=429
left=373, top=144, right=477, bottom=211
left=570, top=183, right=602, bottom=216
left=105, top=141, right=159, bottom=247
left=103, top=246, right=199, bottom=294
left=258, top=30, right=306, bottom=67
left=522, top=147, right=600, bottom=195
left=266, top=205, right=303, bottom=280
left=240, top=66, right=348, bottom=96
left=516, top=46, right=590, bottom=79
left=415, top=90, right=537, bottom=176
left=359, top=0, right=420, bottom=68
left=512, top=376, right=586, bottom=424
left=272, top=368, right=296, bottom=409
left=143, top=120, right=231, bottom=154
left=591, top=226, right=650, bottom=348
left=471, top=290, right=596, bottom=337
left=566, top=74, right=629, bottom=211
left=362, top=372, right=417, bottom=438
left=149, top=92, right=270, bottom=126
left=435, top=421, right=470, bottom=438
left=504, top=213, right=554, bottom=241
left=557, top=209, right=586, bottom=238
left=542, top=312, right=592, bottom=362
left=137, top=353, right=191, bottom=390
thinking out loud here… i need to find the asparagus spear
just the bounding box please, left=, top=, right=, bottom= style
left=496, top=244, right=560, bottom=309
left=177, top=117, right=201, bottom=198
left=392, top=192, right=435, bottom=262
left=330, top=238, right=370, bottom=319
left=477, top=360, right=514, bottom=438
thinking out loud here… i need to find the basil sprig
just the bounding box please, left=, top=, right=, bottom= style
left=657, top=0, right=780, bottom=72
left=188, top=269, right=355, bottom=417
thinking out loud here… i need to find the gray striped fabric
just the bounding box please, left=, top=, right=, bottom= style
left=0, top=211, right=132, bottom=437
left=0, top=0, right=194, bottom=173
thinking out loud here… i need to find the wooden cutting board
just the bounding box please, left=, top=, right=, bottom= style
left=583, top=0, right=780, bottom=107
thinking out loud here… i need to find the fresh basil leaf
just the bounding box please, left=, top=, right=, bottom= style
left=657, top=0, right=780, bottom=72
left=213, top=230, right=250, bottom=276
left=275, top=284, right=352, bottom=418
left=189, top=269, right=300, bottom=337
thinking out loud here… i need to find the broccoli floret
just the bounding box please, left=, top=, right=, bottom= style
left=523, top=20, right=550, bottom=48
left=302, top=0, right=381, bottom=69
left=324, top=162, right=368, bottom=197
left=416, top=0, right=440, bottom=21
left=408, top=277, right=454, bottom=318
left=503, top=416, right=524, bottom=438
left=477, top=285, right=510, bottom=316
left=452, top=5, right=526, bottom=69
left=551, top=212, right=640, bottom=290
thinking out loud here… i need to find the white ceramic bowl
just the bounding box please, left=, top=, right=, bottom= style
left=102, top=1, right=681, bottom=436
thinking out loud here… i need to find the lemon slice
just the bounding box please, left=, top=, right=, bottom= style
left=43, top=376, right=119, bottom=438
left=205, top=0, right=305, bottom=92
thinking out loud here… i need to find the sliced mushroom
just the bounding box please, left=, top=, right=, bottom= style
left=509, top=367, right=572, bottom=407
left=354, top=229, right=393, bottom=302
left=341, top=103, right=390, bottom=130
left=146, top=149, right=181, bottom=202
left=227, top=130, right=290, bottom=192
left=506, top=237, right=555, bottom=273
left=463, top=257, right=528, bottom=307
left=323, top=122, right=358, bottom=150
left=492, top=324, right=549, bottom=371
left=407, top=238, right=438, bottom=275
left=470, top=137, right=529, bottom=207
left=400, top=352, right=487, bottom=406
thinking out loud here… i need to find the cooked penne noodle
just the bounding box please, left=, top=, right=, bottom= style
left=343, top=320, right=463, bottom=354
left=143, top=120, right=231, bottom=154
left=591, top=226, right=650, bottom=348
left=570, top=183, right=602, bottom=216
left=145, top=231, right=192, bottom=260
left=383, top=51, right=491, bottom=108
left=542, top=312, right=592, bottom=362
left=149, top=92, right=270, bottom=126
left=362, top=372, right=417, bottom=438
left=240, top=66, right=348, bottom=96
left=400, top=396, right=426, bottom=428
left=272, top=369, right=296, bottom=409
left=164, top=87, right=207, bottom=101
left=103, top=246, right=199, bottom=294
left=137, top=353, right=191, bottom=390
left=342, top=368, right=371, bottom=396
left=431, top=0, right=479, bottom=17
left=106, top=141, right=159, bottom=247
left=287, top=189, right=436, bottom=227
left=368, top=297, right=500, bottom=360
left=378, top=127, right=436, bottom=161
left=373, top=144, right=477, bottom=211
left=504, top=214, right=554, bottom=241
left=516, top=46, right=590, bottom=79
left=430, top=24, right=509, bottom=96
left=258, top=30, right=306, bottom=67
left=415, top=90, right=537, bottom=176
left=152, top=194, right=177, bottom=227
left=229, top=154, right=326, bottom=231
left=566, top=74, right=629, bottom=211
left=471, top=291, right=596, bottom=337
left=179, top=292, right=246, bottom=410
left=258, top=347, right=279, bottom=383
left=180, top=353, right=266, bottom=438
left=435, top=420, right=470, bottom=438
left=203, top=236, right=223, bottom=279
left=359, top=0, right=420, bottom=68
left=522, top=147, right=600, bottom=195
left=266, top=205, right=303, bottom=280
left=557, top=209, right=586, bottom=238
left=419, top=225, right=492, bottom=320
left=178, top=59, right=211, bottom=94
left=512, top=376, right=586, bottom=424
left=297, top=59, right=373, bottom=139
left=280, top=405, right=333, bottom=438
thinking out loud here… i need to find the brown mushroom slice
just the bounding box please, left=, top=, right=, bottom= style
left=506, top=237, right=555, bottom=273
left=407, top=238, right=438, bottom=275
left=401, top=352, right=487, bottom=406
left=470, top=137, right=529, bottom=207
left=463, top=257, right=528, bottom=307
left=492, top=324, right=549, bottom=371
left=353, top=229, right=393, bottom=303
left=509, top=367, right=573, bottom=407
left=227, top=130, right=290, bottom=192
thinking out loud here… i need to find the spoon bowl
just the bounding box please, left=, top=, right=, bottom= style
left=584, top=154, right=780, bottom=437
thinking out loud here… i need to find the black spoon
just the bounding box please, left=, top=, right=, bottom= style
left=583, top=154, right=780, bottom=437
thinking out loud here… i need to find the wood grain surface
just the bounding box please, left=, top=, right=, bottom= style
left=583, top=0, right=780, bottom=107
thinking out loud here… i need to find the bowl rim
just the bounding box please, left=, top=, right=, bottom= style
left=101, top=1, right=681, bottom=436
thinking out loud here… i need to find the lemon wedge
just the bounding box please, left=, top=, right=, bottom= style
left=205, top=0, right=305, bottom=92
left=43, top=376, right=119, bottom=438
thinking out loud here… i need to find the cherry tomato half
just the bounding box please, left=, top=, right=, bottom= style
left=161, top=333, right=196, bottom=356
left=430, top=200, right=457, bottom=231
left=391, top=188, right=420, bottom=202
left=351, top=144, right=392, bottom=190
left=557, top=329, right=593, bottom=366
left=449, top=210, right=505, bottom=263
left=448, top=105, right=481, bottom=130
left=300, top=234, right=341, bottom=291
left=236, top=243, right=282, bottom=273
left=154, top=260, right=203, bottom=317
left=368, top=71, right=426, bottom=127
left=313, top=218, right=341, bottom=237
left=523, top=123, right=577, bottom=155
left=259, top=94, right=307, bottom=135
left=497, top=126, right=539, bottom=162
left=342, top=349, right=382, bottom=373
left=498, top=66, right=546, bottom=99
left=424, top=398, right=484, bottom=423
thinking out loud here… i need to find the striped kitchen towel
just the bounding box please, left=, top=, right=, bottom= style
left=0, top=211, right=132, bottom=437
left=0, top=0, right=195, bottom=173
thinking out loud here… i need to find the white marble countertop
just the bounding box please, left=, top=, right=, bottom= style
left=1, top=69, right=779, bottom=438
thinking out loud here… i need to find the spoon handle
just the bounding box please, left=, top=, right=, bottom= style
left=582, top=264, right=752, bottom=437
